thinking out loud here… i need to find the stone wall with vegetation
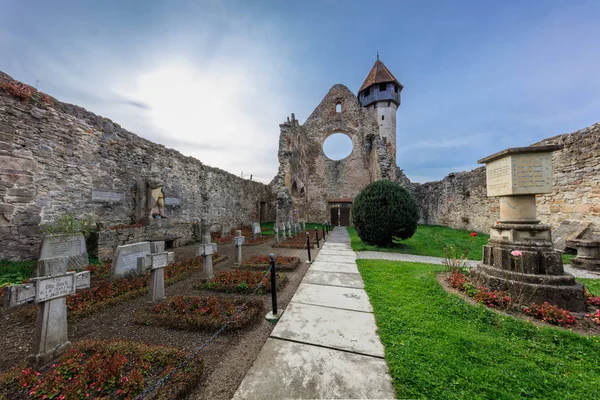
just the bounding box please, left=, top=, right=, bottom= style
left=414, top=122, right=600, bottom=233
left=0, top=72, right=275, bottom=261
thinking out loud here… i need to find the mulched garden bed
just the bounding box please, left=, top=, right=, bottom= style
left=440, top=270, right=600, bottom=335
left=272, top=230, right=318, bottom=249
left=0, top=339, right=204, bottom=400
left=6, top=255, right=228, bottom=320
left=132, top=295, right=263, bottom=331
left=197, top=270, right=287, bottom=294
left=241, top=255, right=301, bottom=271
left=244, top=235, right=274, bottom=246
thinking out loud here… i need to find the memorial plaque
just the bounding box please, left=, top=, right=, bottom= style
left=111, top=242, right=152, bottom=277
left=252, top=223, right=261, bottom=234
left=92, top=190, right=123, bottom=203
left=164, top=197, right=181, bottom=206
left=34, top=273, right=76, bottom=303
left=41, top=235, right=83, bottom=258
left=151, top=253, right=168, bottom=269
left=485, top=153, right=553, bottom=197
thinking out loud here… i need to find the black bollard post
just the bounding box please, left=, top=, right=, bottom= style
left=306, top=232, right=312, bottom=263
left=269, top=253, right=278, bottom=315
left=315, top=228, right=320, bottom=248
left=322, top=224, right=326, bottom=239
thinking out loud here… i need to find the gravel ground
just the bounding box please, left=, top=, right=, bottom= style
left=0, top=236, right=319, bottom=400
left=356, top=251, right=600, bottom=279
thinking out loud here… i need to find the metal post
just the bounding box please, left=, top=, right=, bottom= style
left=315, top=228, right=320, bottom=248
left=306, top=232, right=312, bottom=263
left=269, top=253, right=278, bottom=315
left=322, top=224, right=326, bottom=239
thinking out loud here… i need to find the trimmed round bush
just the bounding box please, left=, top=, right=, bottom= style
left=352, top=180, right=419, bottom=246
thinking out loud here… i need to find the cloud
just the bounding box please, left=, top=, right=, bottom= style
left=0, top=2, right=294, bottom=183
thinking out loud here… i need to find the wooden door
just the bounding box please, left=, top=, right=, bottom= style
left=340, top=208, right=350, bottom=226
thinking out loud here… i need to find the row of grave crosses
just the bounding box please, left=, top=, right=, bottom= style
left=273, top=220, right=304, bottom=243
left=3, top=240, right=177, bottom=368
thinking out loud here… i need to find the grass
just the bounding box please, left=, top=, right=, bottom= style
left=577, top=278, right=600, bottom=296
left=357, top=259, right=600, bottom=400
left=260, top=221, right=326, bottom=236
left=348, top=225, right=489, bottom=261
left=563, top=253, right=576, bottom=265
left=0, top=259, right=36, bottom=287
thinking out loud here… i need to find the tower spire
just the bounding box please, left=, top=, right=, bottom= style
left=377, top=51, right=379, bottom=61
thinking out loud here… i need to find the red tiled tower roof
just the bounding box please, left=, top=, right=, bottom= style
left=358, top=59, right=403, bottom=93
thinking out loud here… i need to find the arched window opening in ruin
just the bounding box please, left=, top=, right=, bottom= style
left=300, top=187, right=305, bottom=197
left=336, top=103, right=341, bottom=113
left=323, top=133, right=353, bottom=161
left=291, top=181, right=299, bottom=196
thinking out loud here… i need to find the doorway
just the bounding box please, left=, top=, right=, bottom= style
left=329, top=202, right=352, bottom=227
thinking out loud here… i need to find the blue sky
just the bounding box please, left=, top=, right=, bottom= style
left=1, top=0, right=599, bottom=183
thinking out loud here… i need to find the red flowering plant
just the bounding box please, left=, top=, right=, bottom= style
left=199, top=269, right=287, bottom=294
left=584, top=287, right=600, bottom=306
left=241, top=255, right=301, bottom=271
left=437, top=231, right=479, bottom=272
left=7, top=340, right=203, bottom=400
left=133, top=295, right=263, bottom=331
left=473, top=286, right=512, bottom=309
left=524, top=302, right=577, bottom=327
left=585, top=310, right=600, bottom=325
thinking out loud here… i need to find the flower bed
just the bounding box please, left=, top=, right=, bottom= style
left=244, top=235, right=274, bottom=246
left=241, top=256, right=301, bottom=271
left=211, top=232, right=234, bottom=244
left=198, top=270, right=287, bottom=294
left=0, top=340, right=204, bottom=400
left=524, top=302, right=577, bottom=327
left=12, top=255, right=227, bottom=320
left=132, top=295, right=263, bottom=331
left=272, top=231, right=317, bottom=249
left=446, top=269, right=594, bottom=329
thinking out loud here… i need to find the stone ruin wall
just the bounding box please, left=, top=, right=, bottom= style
left=0, top=72, right=275, bottom=261
left=414, top=122, right=600, bottom=233
left=275, top=84, right=396, bottom=223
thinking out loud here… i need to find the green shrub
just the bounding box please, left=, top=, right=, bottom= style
left=352, top=180, right=419, bottom=246
left=40, top=214, right=94, bottom=238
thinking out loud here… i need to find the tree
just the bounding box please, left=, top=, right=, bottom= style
left=352, top=180, right=419, bottom=246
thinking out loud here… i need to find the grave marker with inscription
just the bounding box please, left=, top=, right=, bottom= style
left=40, top=234, right=89, bottom=271
left=471, top=144, right=586, bottom=311
left=111, top=242, right=152, bottom=277
left=196, top=235, right=218, bottom=278
left=4, top=257, right=90, bottom=368
left=164, top=197, right=181, bottom=206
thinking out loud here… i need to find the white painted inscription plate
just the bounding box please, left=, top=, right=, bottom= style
left=92, top=190, right=123, bottom=202
left=35, top=273, right=75, bottom=303
left=151, top=253, right=168, bottom=269
left=485, top=153, right=553, bottom=197
left=122, top=251, right=149, bottom=270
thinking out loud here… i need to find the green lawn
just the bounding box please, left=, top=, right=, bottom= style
left=0, top=259, right=36, bottom=287
left=348, top=225, right=489, bottom=261
left=260, top=221, right=326, bottom=236
left=577, top=278, right=600, bottom=296
left=357, top=259, right=600, bottom=399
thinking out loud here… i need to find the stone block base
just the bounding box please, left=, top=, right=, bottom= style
left=471, top=264, right=586, bottom=312
left=570, top=258, right=600, bottom=272
left=28, top=341, right=72, bottom=369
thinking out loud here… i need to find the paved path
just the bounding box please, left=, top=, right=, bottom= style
left=232, top=228, right=395, bottom=400
left=356, top=251, right=600, bottom=279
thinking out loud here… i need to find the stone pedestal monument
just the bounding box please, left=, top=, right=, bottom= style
left=470, top=145, right=585, bottom=311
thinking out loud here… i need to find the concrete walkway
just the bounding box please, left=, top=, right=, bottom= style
left=232, top=228, right=395, bottom=400
left=356, top=251, right=600, bottom=279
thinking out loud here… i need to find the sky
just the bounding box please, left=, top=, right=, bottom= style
left=1, top=0, right=599, bottom=183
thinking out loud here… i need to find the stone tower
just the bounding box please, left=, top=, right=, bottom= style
left=357, top=57, right=403, bottom=163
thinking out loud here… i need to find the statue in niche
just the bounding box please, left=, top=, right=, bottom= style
left=147, top=173, right=166, bottom=219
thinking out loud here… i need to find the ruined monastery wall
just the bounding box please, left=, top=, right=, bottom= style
left=414, top=123, right=600, bottom=232
left=0, top=72, right=275, bottom=260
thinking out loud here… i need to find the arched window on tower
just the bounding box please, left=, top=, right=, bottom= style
left=336, top=103, right=341, bottom=113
